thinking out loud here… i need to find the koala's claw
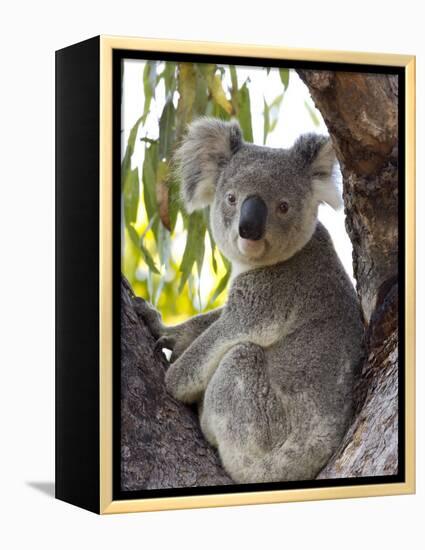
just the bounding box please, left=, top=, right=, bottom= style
left=134, top=297, right=158, bottom=319
left=134, top=298, right=163, bottom=338
left=154, top=335, right=176, bottom=353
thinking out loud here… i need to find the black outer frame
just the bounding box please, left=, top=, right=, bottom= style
left=56, top=36, right=100, bottom=513
left=55, top=36, right=406, bottom=514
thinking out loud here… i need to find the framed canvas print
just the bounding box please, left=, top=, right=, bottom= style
left=55, top=35, right=415, bottom=514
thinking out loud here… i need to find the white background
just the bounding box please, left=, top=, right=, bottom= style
left=0, top=1, right=422, bottom=548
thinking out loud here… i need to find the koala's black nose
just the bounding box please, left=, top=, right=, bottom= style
left=239, top=195, right=268, bottom=241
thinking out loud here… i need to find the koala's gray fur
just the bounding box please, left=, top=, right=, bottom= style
left=140, top=118, right=364, bottom=483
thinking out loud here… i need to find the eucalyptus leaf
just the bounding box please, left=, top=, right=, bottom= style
left=178, top=212, right=206, bottom=293
left=161, top=62, right=177, bottom=96
left=167, top=175, right=180, bottom=232
left=263, top=93, right=284, bottom=144
left=210, top=266, right=231, bottom=303
left=121, top=115, right=143, bottom=189
left=193, top=64, right=209, bottom=116
left=142, top=143, right=159, bottom=242
left=157, top=220, right=172, bottom=267
left=127, top=224, right=160, bottom=275
left=123, top=167, right=139, bottom=225
left=229, top=66, right=239, bottom=116
left=238, top=83, right=253, bottom=142
left=229, top=66, right=238, bottom=93
left=208, top=230, right=218, bottom=274
left=140, top=241, right=160, bottom=274
left=176, top=63, right=197, bottom=138
left=126, top=223, right=141, bottom=249
left=208, top=73, right=233, bottom=115
left=279, top=68, right=290, bottom=90
left=159, top=100, right=176, bottom=160
left=142, top=61, right=158, bottom=124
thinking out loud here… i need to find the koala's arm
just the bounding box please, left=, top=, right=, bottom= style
left=134, top=298, right=222, bottom=360
left=165, top=317, right=238, bottom=403
left=165, top=308, right=282, bottom=403
left=163, top=309, right=223, bottom=360
left=165, top=270, right=297, bottom=403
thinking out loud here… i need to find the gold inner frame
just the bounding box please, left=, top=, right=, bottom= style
left=99, top=35, right=416, bottom=514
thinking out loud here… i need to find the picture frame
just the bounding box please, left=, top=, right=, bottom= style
left=55, top=35, right=415, bottom=514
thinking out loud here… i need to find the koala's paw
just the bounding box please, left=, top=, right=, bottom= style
left=155, top=333, right=189, bottom=363
left=169, top=342, right=187, bottom=363
left=164, top=362, right=183, bottom=400
left=154, top=335, right=176, bottom=357
left=134, top=298, right=163, bottom=338
left=165, top=359, right=196, bottom=402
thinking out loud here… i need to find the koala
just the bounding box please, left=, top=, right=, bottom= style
left=139, top=117, right=364, bottom=484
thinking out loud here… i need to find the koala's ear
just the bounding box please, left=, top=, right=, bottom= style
left=175, top=118, right=243, bottom=213
left=293, top=133, right=342, bottom=210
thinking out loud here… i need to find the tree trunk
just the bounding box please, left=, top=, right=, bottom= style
left=121, top=70, right=400, bottom=488
left=121, top=277, right=232, bottom=490
left=298, top=69, right=399, bottom=478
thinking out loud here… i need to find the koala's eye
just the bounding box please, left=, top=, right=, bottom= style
left=278, top=200, right=289, bottom=214
left=226, top=192, right=236, bottom=205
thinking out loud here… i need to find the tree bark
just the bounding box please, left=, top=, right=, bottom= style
left=121, top=70, right=400, bottom=488
left=121, top=277, right=232, bottom=490
left=297, top=70, right=399, bottom=322
left=298, top=69, right=399, bottom=478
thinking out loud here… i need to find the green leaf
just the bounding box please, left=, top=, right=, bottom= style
left=140, top=242, right=160, bottom=275
left=193, top=64, right=209, bottom=116
left=304, top=99, right=321, bottom=127
left=157, top=221, right=171, bottom=267
left=279, top=68, right=290, bottom=90
left=269, top=93, right=284, bottom=132
left=229, top=66, right=239, bottom=116
left=167, top=175, right=180, bottom=232
left=123, top=167, right=139, bottom=225
left=127, top=225, right=160, bottom=275
left=159, top=99, right=176, bottom=160
left=197, top=63, right=216, bottom=79
left=142, top=142, right=159, bottom=242
left=229, top=66, right=238, bottom=93
left=211, top=264, right=231, bottom=303
left=156, top=160, right=171, bottom=230
left=263, top=93, right=284, bottom=144
left=208, top=230, right=218, bottom=274
left=127, top=223, right=140, bottom=249
left=142, top=61, right=158, bottom=124
left=176, top=63, right=197, bottom=138
left=212, top=102, right=231, bottom=121
left=160, top=62, right=177, bottom=96
left=195, top=236, right=205, bottom=277
left=121, top=115, right=143, bottom=190
left=178, top=212, right=206, bottom=293
left=238, top=83, right=253, bottom=142
left=208, top=73, right=233, bottom=115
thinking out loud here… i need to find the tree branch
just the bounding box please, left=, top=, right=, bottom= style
left=299, top=69, right=399, bottom=478
left=120, top=277, right=232, bottom=490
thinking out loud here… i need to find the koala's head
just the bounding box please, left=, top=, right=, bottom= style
left=176, top=118, right=341, bottom=272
